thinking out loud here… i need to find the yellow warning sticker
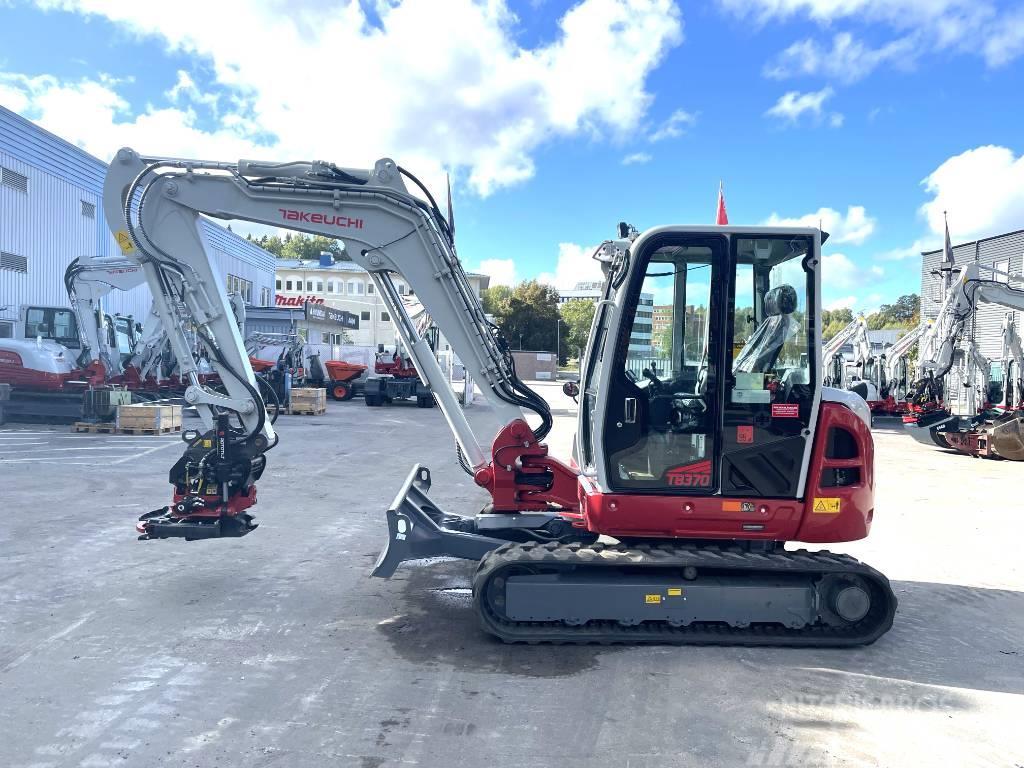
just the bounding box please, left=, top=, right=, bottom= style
left=202, top=439, right=213, bottom=448
left=813, top=497, right=841, bottom=514
left=667, top=588, right=683, bottom=597
left=645, top=594, right=662, bottom=604
left=115, top=230, right=135, bottom=254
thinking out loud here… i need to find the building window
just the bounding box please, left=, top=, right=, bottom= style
left=81, top=200, right=95, bottom=218
left=0, top=251, right=28, bottom=274
left=306, top=280, right=313, bottom=291
left=347, top=280, right=364, bottom=296
left=260, top=286, right=271, bottom=307
left=226, top=273, right=253, bottom=304
left=1, top=166, right=28, bottom=193
left=326, top=280, right=335, bottom=293
left=360, top=311, right=371, bottom=321
left=316, top=280, right=324, bottom=292
left=995, top=259, right=1010, bottom=283
left=275, top=278, right=282, bottom=290
left=0, top=321, right=12, bottom=338
left=367, top=284, right=374, bottom=294
left=322, top=332, right=332, bottom=344
left=285, top=279, right=293, bottom=291
left=397, top=283, right=406, bottom=295
left=381, top=311, right=391, bottom=322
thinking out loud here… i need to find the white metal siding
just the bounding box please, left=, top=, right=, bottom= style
left=0, top=106, right=275, bottom=331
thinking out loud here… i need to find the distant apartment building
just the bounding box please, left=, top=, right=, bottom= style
left=651, top=304, right=673, bottom=351
left=558, top=280, right=653, bottom=355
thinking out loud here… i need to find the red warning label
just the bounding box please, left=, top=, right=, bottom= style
left=737, top=425, right=754, bottom=443
left=771, top=403, right=800, bottom=419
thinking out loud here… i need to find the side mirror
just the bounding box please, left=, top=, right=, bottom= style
left=562, top=381, right=580, bottom=398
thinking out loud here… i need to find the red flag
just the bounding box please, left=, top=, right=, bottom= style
left=715, top=181, right=729, bottom=225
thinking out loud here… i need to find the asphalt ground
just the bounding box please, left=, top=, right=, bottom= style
left=1, top=383, right=1022, bottom=768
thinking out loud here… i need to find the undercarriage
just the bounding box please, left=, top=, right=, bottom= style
left=372, top=465, right=897, bottom=646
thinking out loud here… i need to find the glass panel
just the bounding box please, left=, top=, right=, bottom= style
left=722, top=235, right=816, bottom=497
left=607, top=243, right=718, bottom=491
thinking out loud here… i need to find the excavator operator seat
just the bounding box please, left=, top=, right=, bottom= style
left=733, top=284, right=799, bottom=374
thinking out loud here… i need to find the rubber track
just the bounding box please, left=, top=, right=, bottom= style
left=472, top=541, right=897, bottom=647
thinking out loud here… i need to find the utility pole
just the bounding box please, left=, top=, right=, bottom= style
left=556, top=317, right=561, bottom=365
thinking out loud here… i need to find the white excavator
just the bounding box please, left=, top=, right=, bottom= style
left=904, top=260, right=1024, bottom=459
left=101, top=147, right=897, bottom=646
left=0, top=254, right=154, bottom=419
left=876, top=321, right=928, bottom=411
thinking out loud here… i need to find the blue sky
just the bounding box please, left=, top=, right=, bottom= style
left=2, top=0, right=1023, bottom=310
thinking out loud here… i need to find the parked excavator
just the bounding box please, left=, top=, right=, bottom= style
left=0, top=254, right=152, bottom=420
left=905, top=260, right=1024, bottom=459
left=102, top=148, right=897, bottom=646
left=876, top=322, right=928, bottom=413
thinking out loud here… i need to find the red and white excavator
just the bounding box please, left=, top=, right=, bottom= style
left=101, top=147, right=897, bottom=646
left=905, top=260, right=1024, bottom=459
left=0, top=254, right=152, bottom=419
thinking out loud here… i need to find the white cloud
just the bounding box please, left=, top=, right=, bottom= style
left=537, top=242, right=603, bottom=291
left=822, top=252, right=860, bottom=290
left=870, top=265, right=884, bottom=277
left=12, top=0, right=684, bottom=197
left=762, top=205, right=876, bottom=245
left=0, top=71, right=268, bottom=159
left=622, top=152, right=653, bottom=165
left=720, top=0, right=1023, bottom=68
left=477, top=258, right=517, bottom=287
left=648, top=108, right=696, bottom=141
left=919, top=145, right=1024, bottom=242
left=764, top=32, right=915, bottom=84
left=764, top=87, right=841, bottom=127
left=826, top=295, right=858, bottom=311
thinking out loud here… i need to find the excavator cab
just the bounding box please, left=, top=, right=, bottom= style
left=581, top=229, right=818, bottom=501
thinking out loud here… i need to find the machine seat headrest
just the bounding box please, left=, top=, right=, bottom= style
left=764, top=285, right=798, bottom=316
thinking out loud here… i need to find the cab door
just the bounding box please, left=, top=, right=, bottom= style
left=600, top=233, right=726, bottom=494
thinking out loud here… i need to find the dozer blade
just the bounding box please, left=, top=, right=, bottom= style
left=371, top=464, right=506, bottom=578
left=988, top=414, right=1024, bottom=460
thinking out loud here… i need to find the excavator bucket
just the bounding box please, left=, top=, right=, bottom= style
left=988, top=414, right=1024, bottom=460
left=371, top=465, right=505, bottom=578
left=903, top=410, right=955, bottom=448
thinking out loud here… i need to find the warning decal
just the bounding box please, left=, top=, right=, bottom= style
left=771, top=403, right=800, bottom=419
left=812, top=497, right=841, bottom=514
left=115, top=230, right=135, bottom=254
left=645, top=594, right=662, bottom=604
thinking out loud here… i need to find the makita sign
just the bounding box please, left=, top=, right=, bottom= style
left=305, top=302, right=359, bottom=329
left=275, top=295, right=324, bottom=307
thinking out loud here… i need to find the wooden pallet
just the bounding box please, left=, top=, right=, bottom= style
left=117, top=424, right=183, bottom=435
left=72, top=422, right=117, bottom=434
left=287, top=406, right=327, bottom=416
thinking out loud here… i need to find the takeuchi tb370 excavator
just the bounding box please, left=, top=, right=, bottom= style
left=102, top=148, right=897, bottom=646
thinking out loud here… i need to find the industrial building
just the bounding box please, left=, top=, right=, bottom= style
left=921, top=227, right=1024, bottom=407
left=274, top=256, right=490, bottom=350
left=560, top=280, right=653, bottom=354
left=0, top=106, right=276, bottom=339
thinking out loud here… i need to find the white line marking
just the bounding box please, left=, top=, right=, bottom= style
left=0, top=457, right=131, bottom=463
left=1, top=612, right=94, bottom=672
left=0, top=446, right=153, bottom=452
left=113, top=441, right=179, bottom=464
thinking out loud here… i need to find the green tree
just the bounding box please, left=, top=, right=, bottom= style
left=559, top=299, right=595, bottom=361
left=488, top=280, right=562, bottom=359
left=822, top=307, right=856, bottom=342
left=251, top=232, right=348, bottom=261
left=866, top=294, right=920, bottom=329
left=480, top=285, right=513, bottom=316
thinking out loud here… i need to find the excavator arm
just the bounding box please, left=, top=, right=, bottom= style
left=63, top=254, right=149, bottom=381
left=102, top=148, right=564, bottom=541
